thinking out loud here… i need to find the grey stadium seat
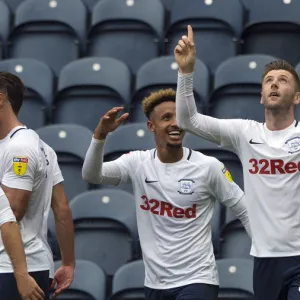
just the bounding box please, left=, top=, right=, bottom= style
left=217, top=258, right=254, bottom=299
left=52, top=260, right=106, bottom=300
left=87, top=0, right=164, bottom=75
left=165, top=0, right=244, bottom=73
left=0, top=58, right=54, bottom=129
left=53, top=57, right=131, bottom=132
left=101, top=123, right=155, bottom=194
left=242, top=0, right=300, bottom=66
left=0, top=1, right=10, bottom=59
left=131, top=56, right=209, bottom=123
left=36, top=124, right=93, bottom=202
left=7, top=0, right=87, bottom=76
left=0, top=0, right=24, bottom=12
left=70, top=189, right=138, bottom=277
left=209, top=54, right=278, bottom=123
left=111, top=260, right=145, bottom=300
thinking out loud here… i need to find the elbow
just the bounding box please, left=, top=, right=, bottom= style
left=82, top=170, right=102, bottom=185
left=13, top=210, right=24, bottom=222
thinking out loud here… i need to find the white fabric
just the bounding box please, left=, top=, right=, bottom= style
left=83, top=139, right=245, bottom=289
left=0, top=189, right=16, bottom=227
left=176, top=72, right=300, bottom=257
left=0, top=126, right=63, bottom=277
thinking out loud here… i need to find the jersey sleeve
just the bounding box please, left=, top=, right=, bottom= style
left=0, top=188, right=16, bottom=227
left=207, top=158, right=244, bottom=207
left=1, top=142, right=38, bottom=191
left=52, top=151, right=64, bottom=186
left=176, top=72, right=249, bottom=152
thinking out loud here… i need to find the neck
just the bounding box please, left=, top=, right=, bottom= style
left=265, top=107, right=295, bottom=131
left=0, top=112, right=23, bottom=140
left=156, top=145, right=184, bottom=163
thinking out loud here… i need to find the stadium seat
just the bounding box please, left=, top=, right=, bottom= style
left=53, top=57, right=131, bottom=132
left=111, top=260, right=145, bottom=300
left=0, top=1, right=10, bottom=59
left=87, top=0, right=164, bottom=75
left=52, top=260, right=106, bottom=300
left=217, top=258, right=254, bottom=299
left=47, top=210, right=61, bottom=261
left=220, top=214, right=252, bottom=259
left=211, top=203, right=222, bottom=258
left=209, top=54, right=278, bottom=122
left=81, top=0, right=98, bottom=11
left=102, top=123, right=155, bottom=194
left=0, top=58, right=53, bottom=129
left=131, top=56, right=209, bottom=123
left=7, top=0, right=87, bottom=76
left=0, top=0, right=24, bottom=12
left=164, top=0, right=244, bottom=73
left=160, top=0, right=174, bottom=11
left=36, top=124, right=93, bottom=202
left=70, top=189, right=138, bottom=277
left=242, top=0, right=300, bottom=66
left=183, top=133, right=244, bottom=189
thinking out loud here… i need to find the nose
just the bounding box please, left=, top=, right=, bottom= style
left=170, top=115, right=178, bottom=127
left=271, top=79, right=279, bottom=89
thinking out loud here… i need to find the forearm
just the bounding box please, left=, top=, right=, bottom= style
left=176, top=72, right=222, bottom=144
left=82, top=137, right=123, bottom=185
left=54, top=208, right=75, bottom=267
left=1, top=222, right=28, bottom=278
left=229, top=195, right=252, bottom=238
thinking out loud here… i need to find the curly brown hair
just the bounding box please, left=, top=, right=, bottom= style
left=142, top=88, right=176, bottom=119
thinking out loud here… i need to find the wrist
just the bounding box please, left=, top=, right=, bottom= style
left=93, top=132, right=107, bottom=140
left=179, top=67, right=194, bottom=74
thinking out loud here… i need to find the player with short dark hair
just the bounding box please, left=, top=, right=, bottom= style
left=82, top=89, right=251, bottom=300
left=175, top=25, right=300, bottom=300
left=0, top=72, right=75, bottom=299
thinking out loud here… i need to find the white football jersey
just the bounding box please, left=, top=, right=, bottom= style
left=0, top=126, right=63, bottom=278
left=176, top=72, right=300, bottom=258
left=114, top=147, right=243, bottom=289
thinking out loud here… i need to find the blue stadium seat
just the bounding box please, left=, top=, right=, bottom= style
left=165, top=0, right=244, bottom=73
left=160, top=0, right=174, bottom=11
left=0, top=1, right=10, bottom=59
left=53, top=57, right=131, bottom=132
left=183, top=133, right=244, bottom=189
left=36, top=124, right=93, bottom=201
left=0, top=0, right=24, bottom=12
left=131, top=56, right=209, bottom=123
left=70, top=189, right=138, bottom=277
left=242, top=0, right=300, bottom=65
left=101, top=123, right=155, bottom=194
left=111, top=260, right=145, bottom=300
left=0, top=58, right=53, bottom=129
left=209, top=54, right=278, bottom=122
left=87, top=0, right=164, bottom=75
left=81, top=0, right=98, bottom=11
left=217, top=258, right=254, bottom=299
left=8, top=0, right=87, bottom=76
left=52, top=260, right=106, bottom=300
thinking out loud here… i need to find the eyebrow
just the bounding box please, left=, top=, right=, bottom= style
left=265, top=74, right=289, bottom=81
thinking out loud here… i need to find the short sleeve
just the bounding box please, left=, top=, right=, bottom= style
left=51, top=150, right=64, bottom=186
left=207, top=158, right=244, bottom=207
left=1, top=143, right=38, bottom=191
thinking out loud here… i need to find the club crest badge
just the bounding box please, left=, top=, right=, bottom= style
left=285, top=137, right=300, bottom=154
left=178, top=179, right=194, bottom=195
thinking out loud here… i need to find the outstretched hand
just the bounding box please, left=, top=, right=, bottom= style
left=94, top=107, right=129, bottom=140
left=174, top=25, right=196, bottom=74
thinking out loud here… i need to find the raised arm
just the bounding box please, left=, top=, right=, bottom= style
left=174, top=25, right=245, bottom=150
left=82, top=107, right=130, bottom=185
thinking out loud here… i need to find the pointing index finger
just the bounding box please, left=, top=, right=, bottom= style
left=187, top=25, right=194, bottom=45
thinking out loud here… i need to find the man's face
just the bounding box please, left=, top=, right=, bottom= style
left=261, top=69, right=300, bottom=111
left=147, top=101, right=185, bottom=148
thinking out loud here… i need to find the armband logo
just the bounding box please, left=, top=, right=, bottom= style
left=222, top=166, right=233, bottom=183
left=13, top=157, right=28, bottom=176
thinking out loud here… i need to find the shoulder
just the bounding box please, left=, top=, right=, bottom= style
left=120, top=149, right=155, bottom=162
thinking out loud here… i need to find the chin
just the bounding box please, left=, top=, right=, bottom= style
left=166, top=142, right=182, bottom=149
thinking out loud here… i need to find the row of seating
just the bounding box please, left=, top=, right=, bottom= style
left=4, top=54, right=300, bottom=132
left=47, top=188, right=251, bottom=277
left=0, top=0, right=299, bottom=75
left=52, top=258, right=254, bottom=299
left=1, top=0, right=252, bottom=13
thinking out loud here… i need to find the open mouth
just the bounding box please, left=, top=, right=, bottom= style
left=168, top=130, right=181, bottom=137
left=269, top=91, right=279, bottom=97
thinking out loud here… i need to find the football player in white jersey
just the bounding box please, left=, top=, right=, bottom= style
left=0, top=187, right=45, bottom=299
left=175, top=25, right=300, bottom=300
left=0, top=72, right=75, bottom=299
left=82, top=89, right=251, bottom=300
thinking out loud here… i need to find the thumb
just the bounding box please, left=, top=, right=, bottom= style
left=117, top=112, right=129, bottom=123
